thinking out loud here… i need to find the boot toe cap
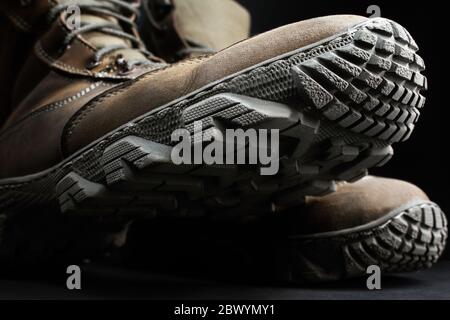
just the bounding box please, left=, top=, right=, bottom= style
left=298, top=176, right=430, bottom=234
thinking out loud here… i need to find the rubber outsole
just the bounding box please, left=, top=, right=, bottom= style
left=287, top=202, right=447, bottom=282
left=0, top=18, right=426, bottom=224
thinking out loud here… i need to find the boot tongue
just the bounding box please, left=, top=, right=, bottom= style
left=80, top=14, right=148, bottom=64
left=140, top=0, right=251, bottom=61
left=173, top=0, right=251, bottom=53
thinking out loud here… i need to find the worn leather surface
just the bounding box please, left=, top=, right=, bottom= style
left=0, top=82, right=114, bottom=178
left=290, top=176, right=430, bottom=234
left=66, top=15, right=367, bottom=155
left=0, top=5, right=366, bottom=179
left=139, top=0, right=250, bottom=61
left=0, top=1, right=157, bottom=178
left=173, top=0, right=251, bottom=51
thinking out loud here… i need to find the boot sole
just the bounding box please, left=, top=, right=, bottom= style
left=0, top=18, right=426, bottom=222
left=285, top=202, right=447, bottom=282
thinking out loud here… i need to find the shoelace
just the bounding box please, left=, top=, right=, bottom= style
left=48, top=0, right=160, bottom=71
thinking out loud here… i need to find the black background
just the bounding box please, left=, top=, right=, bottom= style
left=240, top=0, right=449, bottom=223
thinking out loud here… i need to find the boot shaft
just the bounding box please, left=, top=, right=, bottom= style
left=139, top=0, right=251, bottom=61
left=0, top=0, right=162, bottom=131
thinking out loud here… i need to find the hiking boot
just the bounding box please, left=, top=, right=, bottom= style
left=0, top=1, right=427, bottom=225
left=277, top=176, right=447, bottom=282
left=127, top=1, right=443, bottom=284
left=139, top=0, right=251, bottom=61
left=124, top=176, right=447, bottom=283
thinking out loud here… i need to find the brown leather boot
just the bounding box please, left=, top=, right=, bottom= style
left=124, top=176, right=447, bottom=283
left=129, top=6, right=443, bottom=282
left=0, top=1, right=427, bottom=224
left=279, top=176, right=447, bottom=282
left=139, top=0, right=251, bottom=61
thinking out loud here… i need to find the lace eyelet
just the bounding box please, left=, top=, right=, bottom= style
left=115, top=56, right=133, bottom=73
left=86, top=59, right=101, bottom=70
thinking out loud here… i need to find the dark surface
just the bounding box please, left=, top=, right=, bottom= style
left=1, top=261, right=450, bottom=300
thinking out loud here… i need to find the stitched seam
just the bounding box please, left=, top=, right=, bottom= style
left=64, top=58, right=207, bottom=146
left=35, top=40, right=155, bottom=81
left=36, top=41, right=92, bottom=75
left=0, top=82, right=107, bottom=143
left=64, top=84, right=134, bottom=146
left=0, top=74, right=215, bottom=190
left=24, top=82, right=104, bottom=122
left=1, top=27, right=355, bottom=189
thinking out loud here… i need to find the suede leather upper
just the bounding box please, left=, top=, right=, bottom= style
left=290, top=176, right=430, bottom=234
left=172, top=0, right=251, bottom=52
left=0, top=0, right=367, bottom=179
left=0, top=0, right=160, bottom=178
left=65, top=15, right=367, bottom=155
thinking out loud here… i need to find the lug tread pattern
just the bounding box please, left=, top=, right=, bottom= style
left=292, top=19, right=426, bottom=144
left=51, top=92, right=394, bottom=217
left=0, top=19, right=427, bottom=223
left=292, top=203, right=447, bottom=282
